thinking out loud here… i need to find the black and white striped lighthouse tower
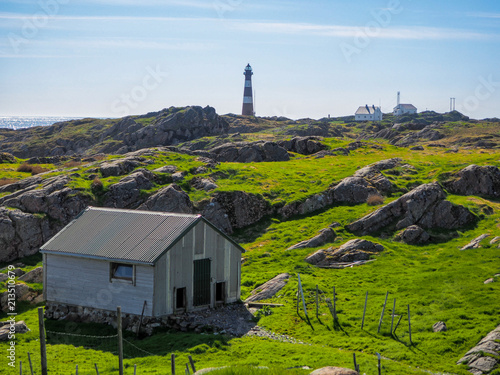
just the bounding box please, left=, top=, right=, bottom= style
left=242, top=63, right=254, bottom=116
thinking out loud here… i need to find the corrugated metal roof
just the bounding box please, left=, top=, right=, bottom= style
left=40, top=207, right=203, bottom=265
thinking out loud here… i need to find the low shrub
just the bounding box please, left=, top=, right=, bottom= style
left=0, top=178, right=17, bottom=186
left=367, top=194, right=384, bottom=206
left=91, top=177, right=104, bottom=192
left=16, top=163, right=50, bottom=175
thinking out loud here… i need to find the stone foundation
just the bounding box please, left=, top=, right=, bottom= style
left=44, top=303, right=207, bottom=336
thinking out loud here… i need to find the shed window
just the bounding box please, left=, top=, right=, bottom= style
left=111, top=263, right=134, bottom=282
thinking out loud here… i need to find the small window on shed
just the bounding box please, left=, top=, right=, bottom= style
left=111, top=263, right=134, bottom=282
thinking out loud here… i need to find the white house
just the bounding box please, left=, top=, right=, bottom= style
left=41, top=207, right=245, bottom=317
left=393, top=92, right=417, bottom=116
left=355, top=105, right=383, bottom=121
left=393, top=104, right=417, bottom=116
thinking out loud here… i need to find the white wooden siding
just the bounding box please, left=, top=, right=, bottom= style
left=45, top=254, right=154, bottom=316
left=152, top=221, right=242, bottom=314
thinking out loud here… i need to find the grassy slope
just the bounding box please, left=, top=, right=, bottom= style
left=1, top=123, right=499, bottom=374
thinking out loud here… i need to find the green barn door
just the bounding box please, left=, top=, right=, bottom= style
left=193, top=259, right=211, bottom=306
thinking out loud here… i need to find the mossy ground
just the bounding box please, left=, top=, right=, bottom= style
left=1, top=127, right=499, bottom=374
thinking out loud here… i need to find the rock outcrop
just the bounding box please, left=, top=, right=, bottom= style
left=443, top=165, right=500, bottom=198
left=0, top=174, right=91, bottom=262
left=203, top=191, right=272, bottom=231
left=305, top=239, right=384, bottom=266
left=209, top=141, right=290, bottom=163
left=347, top=183, right=475, bottom=235
left=18, top=267, right=43, bottom=283
left=328, top=239, right=384, bottom=263
left=278, top=159, right=401, bottom=219
left=245, top=273, right=290, bottom=302
left=331, top=177, right=379, bottom=204
left=277, top=136, right=326, bottom=155
left=397, top=225, right=430, bottom=244
left=457, top=324, right=500, bottom=375
left=0, top=152, right=16, bottom=163
left=138, top=184, right=194, bottom=213
left=100, top=156, right=153, bottom=177
left=461, top=234, right=490, bottom=250
left=0, top=320, right=29, bottom=341
left=287, top=228, right=336, bottom=250
left=103, top=169, right=154, bottom=208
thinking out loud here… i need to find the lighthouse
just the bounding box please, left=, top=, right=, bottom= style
left=242, top=63, right=254, bottom=116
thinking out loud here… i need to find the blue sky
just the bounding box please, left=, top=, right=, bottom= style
left=1, top=0, right=499, bottom=119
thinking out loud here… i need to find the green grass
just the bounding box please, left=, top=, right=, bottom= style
left=1, top=132, right=499, bottom=374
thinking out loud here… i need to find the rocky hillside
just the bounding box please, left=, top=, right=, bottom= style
left=1, top=106, right=499, bottom=375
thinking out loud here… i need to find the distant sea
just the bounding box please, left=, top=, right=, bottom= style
left=0, top=116, right=84, bottom=130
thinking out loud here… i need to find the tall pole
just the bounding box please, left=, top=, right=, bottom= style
left=117, top=307, right=124, bottom=375
left=242, top=63, right=254, bottom=116
left=38, top=307, right=48, bottom=375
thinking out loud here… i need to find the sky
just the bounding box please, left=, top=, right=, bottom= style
left=0, top=0, right=499, bottom=119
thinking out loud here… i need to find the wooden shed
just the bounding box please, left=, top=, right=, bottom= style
left=40, top=207, right=245, bottom=317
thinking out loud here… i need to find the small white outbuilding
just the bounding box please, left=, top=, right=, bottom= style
left=355, top=105, right=383, bottom=121
left=40, top=207, right=245, bottom=317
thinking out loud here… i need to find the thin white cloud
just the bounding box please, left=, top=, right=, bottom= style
left=466, top=12, right=500, bottom=19
left=0, top=37, right=218, bottom=52
left=2, top=0, right=215, bottom=8
left=0, top=12, right=217, bottom=22
left=231, top=20, right=494, bottom=41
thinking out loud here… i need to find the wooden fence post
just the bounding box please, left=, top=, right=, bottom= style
left=315, top=285, right=319, bottom=319
left=185, top=363, right=190, bottom=374
left=391, top=298, right=396, bottom=334
left=297, top=273, right=308, bottom=320
left=117, top=307, right=124, bottom=375
left=38, top=307, right=48, bottom=375
left=134, top=364, right=137, bottom=375
left=94, top=363, right=100, bottom=375
left=296, top=283, right=300, bottom=314
left=171, top=353, right=176, bottom=375
left=188, top=355, right=196, bottom=372
left=361, top=291, right=368, bottom=329
left=408, top=304, right=412, bottom=345
left=394, top=315, right=403, bottom=335
left=19, top=360, right=22, bottom=375
left=353, top=353, right=358, bottom=371
left=27, top=352, right=34, bottom=375
left=378, top=292, right=389, bottom=333
left=76, top=364, right=78, bottom=375
left=333, top=286, right=337, bottom=321
left=377, top=352, right=382, bottom=375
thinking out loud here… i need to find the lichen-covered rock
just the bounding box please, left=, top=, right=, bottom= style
left=100, top=156, right=152, bottom=177
left=206, top=191, right=272, bottom=231
left=245, top=273, right=289, bottom=302
left=305, top=249, right=327, bottom=265
left=347, top=183, right=475, bottom=235
left=443, top=164, right=500, bottom=198
left=0, top=152, right=16, bottom=163
left=287, top=228, right=336, bottom=250
left=461, top=234, right=490, bottom=250
left=104, top=169, right=154, bottom=208
left=278, top=192, right=334, bottom=219
left=278, top=136, right=326, bottom=155
left=18, top=267, right=43, bottom=283
left=209, top=141, right=289, bottom=163
left=329, top=239, right=384, bottom=262
left=138, top=184, right=194, bottom=214
left=331, top=177, right=379, bottom=204
left=433, top=321, right=447, bottom=332
left=398, top=225, right=430, bottom=244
